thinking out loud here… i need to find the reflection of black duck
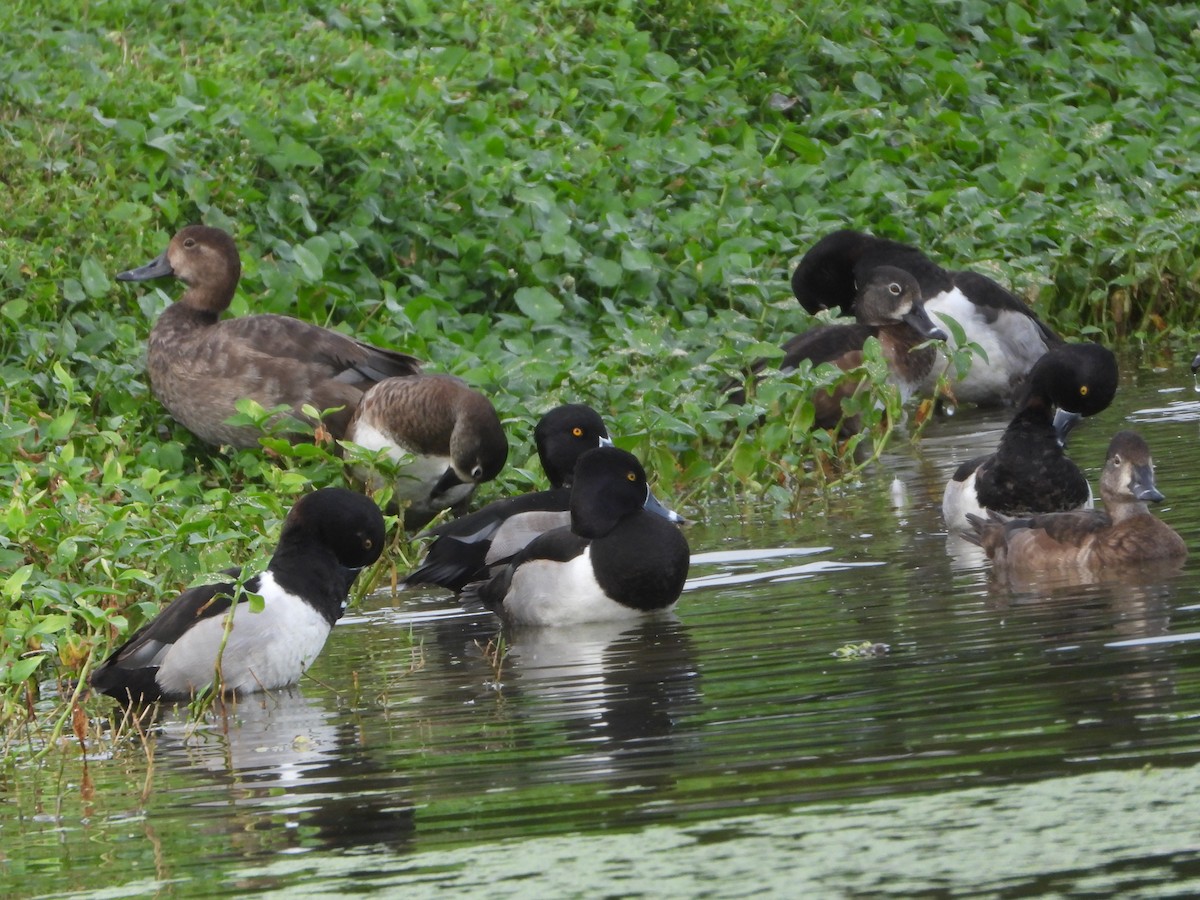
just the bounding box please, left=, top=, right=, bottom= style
left=152, top=689, right=416, bottom=853
left=502, top=616, right=703, bottom=772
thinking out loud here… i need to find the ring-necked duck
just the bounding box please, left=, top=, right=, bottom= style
left=967, top=431, right=1186, bottom=572
left=116, top=225, right=422, bottom=448
left=405, top=404, right=683, bottom=591
left=89, top=488, right=385, bottom=704
left=462, top=447, right=690, bottom=626
left=942, top=342, right=1119, bottom=531
left=791, top=229, right=1061, bottom=406
left=733, top=266, right=946, bottom=433
left=345, top=374, right=508, bottom=530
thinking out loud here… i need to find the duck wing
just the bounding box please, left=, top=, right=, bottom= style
left=89, top=569, right=256, bottom=701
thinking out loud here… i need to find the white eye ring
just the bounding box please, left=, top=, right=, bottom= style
left=888, top=282, right=902, bottom=295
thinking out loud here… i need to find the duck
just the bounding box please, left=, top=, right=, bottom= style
left=89, top=488, right=385, bottom=704
left=461, top=447, right=690, bottom=626
left=791, top=229, right=1062, bottom=406
left=732, top=266, right=946, bottom=433
left=942, top=342, right=1119, bottom=531
left=966, top=431, right=1187, bottom=573
left=404, top=404, right=682, bottom=591
left=344, top=374, right=509, bottom=530
left=116, top=225, right=422, bottom=448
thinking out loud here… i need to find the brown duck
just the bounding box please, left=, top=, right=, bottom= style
left=967, top=430, right=1187, bottom=574
left=116, top=225, right=422, bottom=448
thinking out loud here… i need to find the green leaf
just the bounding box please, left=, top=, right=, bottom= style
left=513, top=287, right=563, bottom=324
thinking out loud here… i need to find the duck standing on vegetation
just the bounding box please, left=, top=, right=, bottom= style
left=462, top=447, right=690, bottom=626
left=732, top=266, right=946, bottom=434
left=89, top=488, right=385, bottom=704
left=966, top=431, right=1186, bottom=574
left=942, top=342, right=1119, bottom=531
left=791, top=229, right=1061, bottom=406
left=405, top=404, right=684, bottom=591
left=116, top=225, right=422, bottom=448
left=344, top=374, right=509, bottom=530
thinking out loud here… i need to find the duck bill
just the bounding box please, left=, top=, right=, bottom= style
left=432, top=467, right=467, bottom=496
left=644, top=487, right=686, bottom=524
left=1052, top=408, right=1082, bottom=446
left=116, top=251, right=174, bottom=282
left=1130, top=463, right=1164, bottom=503
left=902, top=305, right=948, bottom=342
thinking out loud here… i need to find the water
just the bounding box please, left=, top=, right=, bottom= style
left=7, top=359, right=1200, bottom=898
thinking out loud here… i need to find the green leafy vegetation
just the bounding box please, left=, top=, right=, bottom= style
left=2, top=0, right=1198, bottom=732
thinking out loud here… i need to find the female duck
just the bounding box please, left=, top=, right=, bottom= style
left=733, top=266, right=946, bottom=432
left=942, top=342, right=1118, bottom=531
left=967, top=431, right=1186, bottom=573
left=462, top=447, right=690, bottom=626
left=345, top=374, right=509, bottom=530
left=116, top=225, right=422, bottom=448
left=90, top=488, right=385, bottom=704
left=791, top=229, right=1061, bottom=406
left=405, top=404, right=682, bottom=591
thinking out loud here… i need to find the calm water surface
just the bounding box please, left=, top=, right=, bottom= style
left=7, top=358, right=1200, bottom=898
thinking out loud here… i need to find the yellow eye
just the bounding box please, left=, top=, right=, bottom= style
left=626, top=471, right=636, bottom=482
left=363, top=538, right=374, bottom=549
left=572, top=427, right=583, bottom=437
left=1080, top=385, right=1089, bottom=396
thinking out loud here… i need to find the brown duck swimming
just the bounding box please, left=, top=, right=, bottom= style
left=116, top=225, right=422, bottom=448
left=967, top=431, right=1187, bottom=575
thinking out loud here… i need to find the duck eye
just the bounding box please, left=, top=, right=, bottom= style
left=183, top=238, right=196, bottom=248
left=889, top=282, right=902, bottom=295
left=1080, top=386, right=1089, bottom=397
left=572, top=427, right=583, bottom=437
left=363, top=538, right=374, bottom=550
left=626, top=471, right=636, bottom=482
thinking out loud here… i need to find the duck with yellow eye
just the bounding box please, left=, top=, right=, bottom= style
left=462, top=447, right=690, bottom=626
left=943, top=342, right=1119, bottom=530
left=405, top=404, right=682, bottom=592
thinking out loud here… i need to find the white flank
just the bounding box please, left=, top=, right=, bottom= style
left=942, top=471, right=986, bottom=532
left=500, top=549, right=647, bottom=627
left=925, top=287, right=1051, bottom=405
left=155, top=571, right=332, bottom=697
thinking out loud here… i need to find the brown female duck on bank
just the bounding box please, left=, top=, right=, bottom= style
left=730, top=266, right=946, bottom=434
left=116, top=225, right=422, bottom=448
left=966, top=431, right=1187, bottom=575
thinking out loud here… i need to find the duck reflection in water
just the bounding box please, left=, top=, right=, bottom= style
left=453, top=615, right=703, bottom=787
left=149, top=689, right=415, bottom=854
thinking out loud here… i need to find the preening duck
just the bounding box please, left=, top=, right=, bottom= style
left=345, top=374, right=508, bottom=530
left=791, top=229, right=1061, bottom=406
